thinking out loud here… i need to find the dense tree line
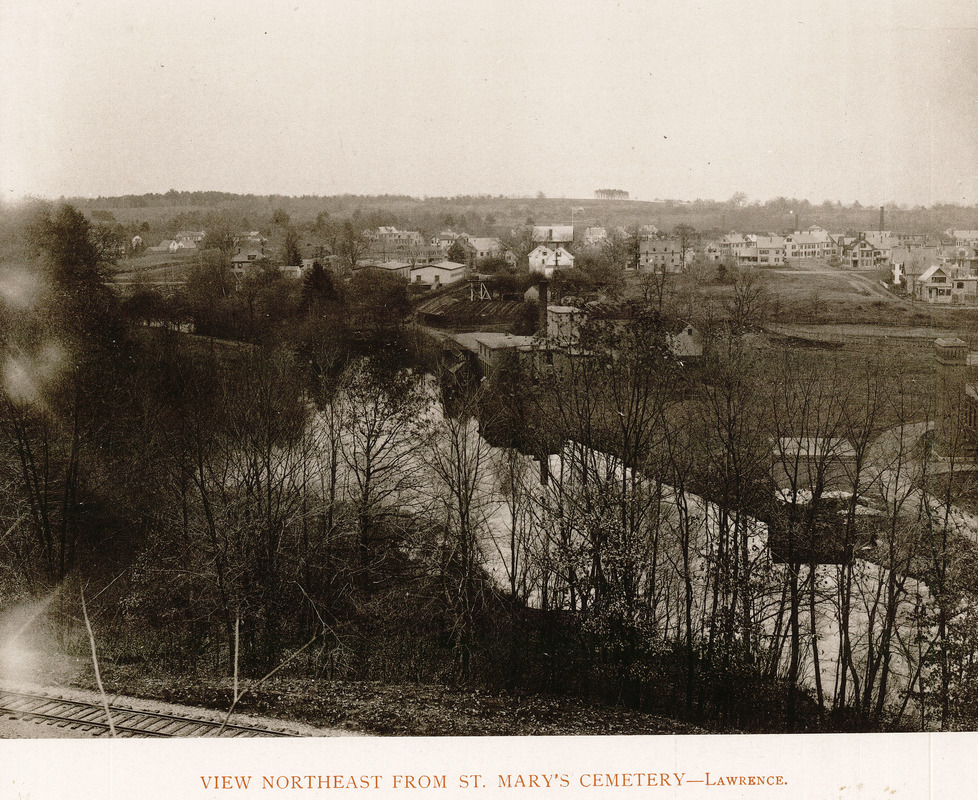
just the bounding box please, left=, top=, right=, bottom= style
left=66, top=192, right=978, bottom=249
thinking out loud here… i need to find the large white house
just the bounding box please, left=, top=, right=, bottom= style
left=528, top=245, right=574, bottom=276
left=639, top=239, right=684, bottom=273
left=753, top=235, right=786, bottom=266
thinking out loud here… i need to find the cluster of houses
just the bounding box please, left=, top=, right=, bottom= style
left=143, top=218, right=978, bottom=307
left=441, top=277, right=704, bottom=383
left=703, top=227, right=932, bottom=271
left=700, top=226, right=978, bottom=306
left=349, top=228, right=513, bottom=288
left=906, top=230, right=978, bottom=305
left=363, top=227, right=511, bottom=269
left=150, top=230, right=207, bottom=253
left=357, top=225, right=584, bottom=285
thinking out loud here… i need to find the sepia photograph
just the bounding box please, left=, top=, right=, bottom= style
left=1, top=0, right=978, bottom=796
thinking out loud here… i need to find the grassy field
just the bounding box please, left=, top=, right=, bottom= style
left=670, top=261, right=978, bottom=330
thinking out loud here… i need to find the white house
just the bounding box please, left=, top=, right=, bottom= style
left=915, top=265, right=978, bottom=304
left=528, top=245, right=574, bottom=276
left=753, top=235, right=785, bottom=266
left=718, top=234, right=750, bottom=260
left=666, top=321, right=704, bottom=359
left=371, top=227, right=425, bottom=260
left=410, top=261, right=468, bottom=287
left=891, top=246, right=941, bottom=287
left=430, top=231, right=462, bottom=252
left=784, top=232, right=822, bottom=260
left=235, top=231, right=267, bottom=246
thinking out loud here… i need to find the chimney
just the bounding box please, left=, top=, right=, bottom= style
left=538, top=277, right=549, bottom=334
left=880, top=206, right=885, bottom=233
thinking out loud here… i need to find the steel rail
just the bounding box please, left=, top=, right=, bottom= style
left=0, top=690, right=297, bottom=737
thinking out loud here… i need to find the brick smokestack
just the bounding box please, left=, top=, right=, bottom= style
left=538, top=277, right=549, bottom=334
left=880, top=206, right=884, bottom=233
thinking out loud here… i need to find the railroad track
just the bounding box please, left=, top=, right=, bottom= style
left=0, top=689, right=298, bottom=738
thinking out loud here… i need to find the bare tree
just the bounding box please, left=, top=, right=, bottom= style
left=673, top=224, right=699, bottom=271
left=338, top=221, right=369, bottom=273
left=340, top=359, right=433, bottom=598
left=425, top=385, right=495, bottom=679
left=726, top=267, right=770, bottom=334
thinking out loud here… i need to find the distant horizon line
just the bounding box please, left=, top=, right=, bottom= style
left=5, top=189, right=978, bottom=212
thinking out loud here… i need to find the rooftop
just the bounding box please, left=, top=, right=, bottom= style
left=532, top=225, right=574, bottom=243
left=473, top=332, right=536, bottom=349
left=450, top=332, right=535, bottom=353
left=414, top=260, right=467, bottom=272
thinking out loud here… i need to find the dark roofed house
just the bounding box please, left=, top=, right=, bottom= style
left=448, top=331, right=535, bottom=378
left=235, top=231, right=267, bottom=246
left=231, top=248, right=267, bottom=277
left=353, top=260, right=412, bottom=280
left=842, top=238, right=877, bottom=270
left=449, top=237, right=504, bottom=267
left=532, top=225, right=574, bottom=245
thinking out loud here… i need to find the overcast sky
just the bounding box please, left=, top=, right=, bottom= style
left=1, top=0, right=976, bottom=205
